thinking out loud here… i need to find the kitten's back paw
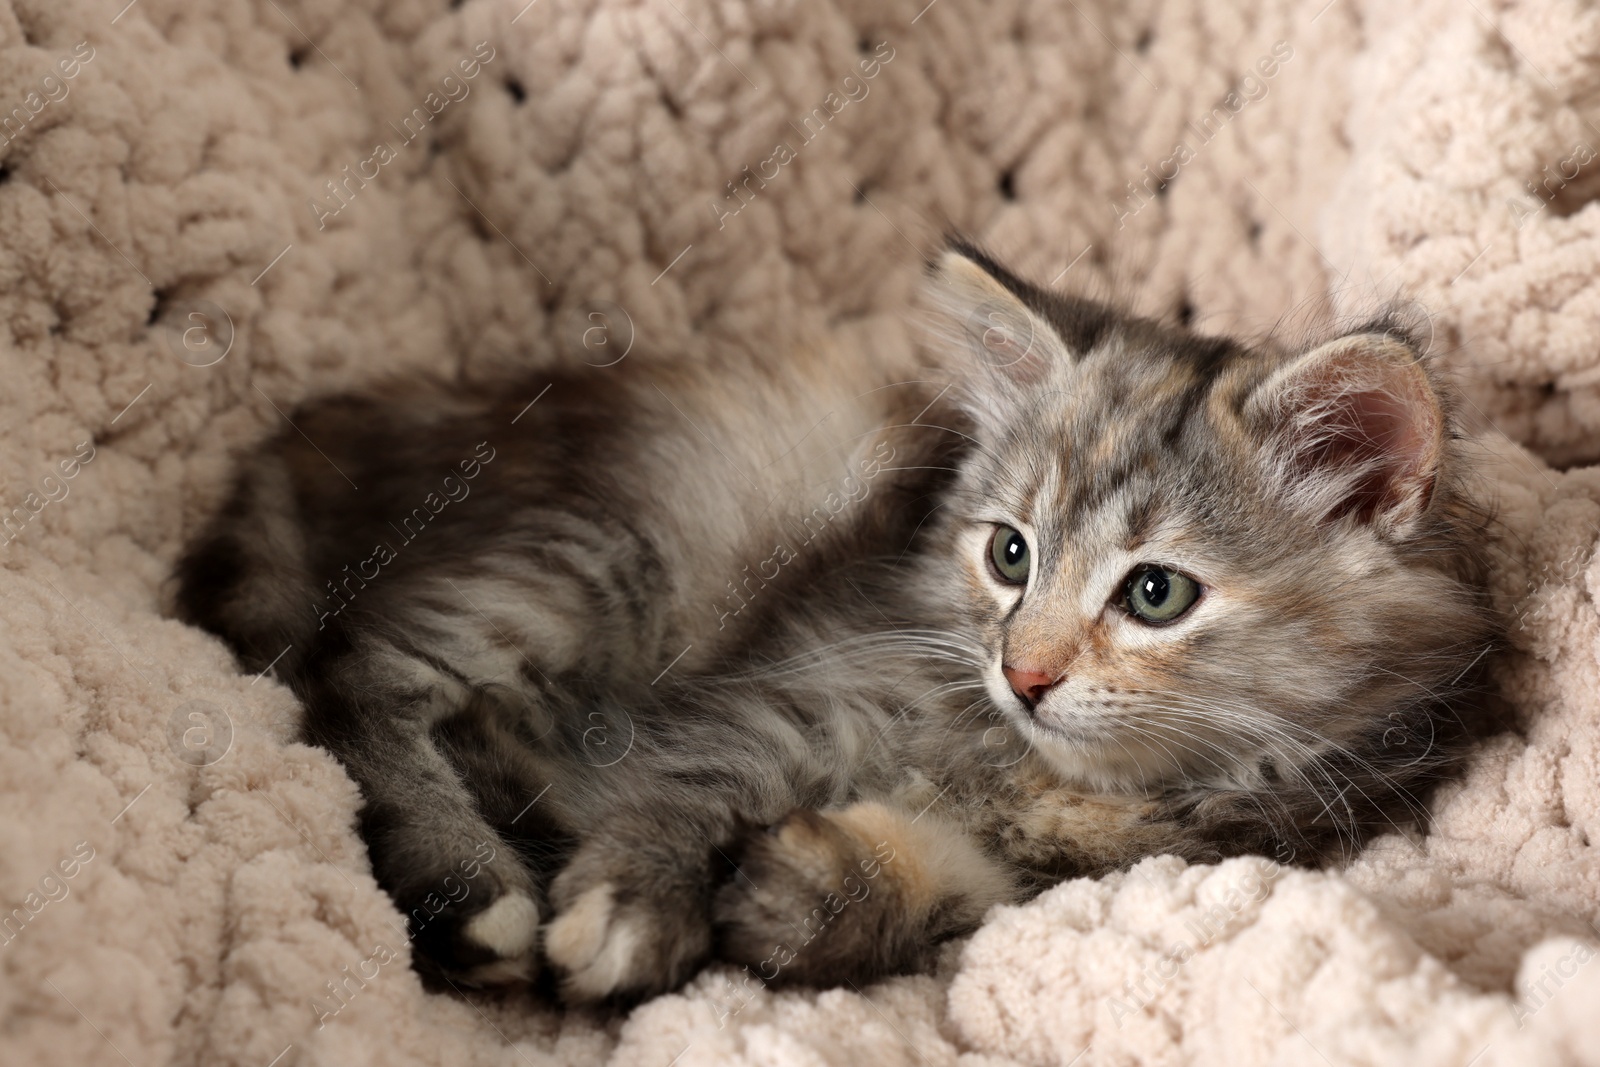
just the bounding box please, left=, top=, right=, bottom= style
left=544, top=850, right=713, bottom=1002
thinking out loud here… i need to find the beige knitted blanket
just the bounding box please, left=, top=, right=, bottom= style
left=3, top=0, right=1599, bottom=1064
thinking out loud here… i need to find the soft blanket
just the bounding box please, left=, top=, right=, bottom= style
left=2, top=0, right=1599, bottom=1065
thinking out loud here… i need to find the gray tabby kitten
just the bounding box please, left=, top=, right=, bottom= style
left=175, top=243, right=1498, bottom=1002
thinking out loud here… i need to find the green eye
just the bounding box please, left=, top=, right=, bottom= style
left=1124, top=566, right=1201, bottom=623
left=989, top=525, right=1030, bottom=584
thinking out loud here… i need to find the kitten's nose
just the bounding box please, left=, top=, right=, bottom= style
left=1002, top=665, right=1059, bottom=709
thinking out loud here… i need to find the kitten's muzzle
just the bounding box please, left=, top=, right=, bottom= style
left=1002, top=664, right=1060, bottom=711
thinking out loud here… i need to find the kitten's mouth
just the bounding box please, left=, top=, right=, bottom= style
left=1014, top=701, right=1212, bottom=791
left=986, top=670, right=1136, bottom=753
left=1030, top=706, right=1117, bottom=744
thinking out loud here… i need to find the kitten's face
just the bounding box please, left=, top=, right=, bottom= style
left=922, top=248, right=1488, bottom=795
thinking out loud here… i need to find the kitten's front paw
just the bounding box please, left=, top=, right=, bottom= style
left=544, top=845, right=713, bottom=1002
left=713, top=808, right=907, bottom=987
left=401, top=869, right=543, bottom=988
left=457, top=892, right=542, bottom=982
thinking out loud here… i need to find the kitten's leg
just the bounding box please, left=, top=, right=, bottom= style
left=712, top=801, right=1018, bottom=986
left=538, top=692, right=821, bottom=1002
left=541, top=804, right=731, bottom=1002
left=299, top=649, right=547, bottom=987
left=430, top=688, right=576, bottom=888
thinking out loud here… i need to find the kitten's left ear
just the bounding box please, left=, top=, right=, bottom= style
left=1246, top=333, right=1445, bottom=538
left=922, top=245, right=1072, bottom=385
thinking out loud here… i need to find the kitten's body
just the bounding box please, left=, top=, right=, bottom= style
left=176, top=246, right=1498, bottom=999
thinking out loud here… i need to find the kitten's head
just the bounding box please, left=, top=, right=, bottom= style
left=919, top=243, right=1497, bottom=820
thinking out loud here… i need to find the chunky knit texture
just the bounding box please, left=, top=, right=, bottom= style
left=1, top=0, right=1598, bottom=1064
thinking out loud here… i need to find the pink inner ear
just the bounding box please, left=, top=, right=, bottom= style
left=1289, top=355, right=1441, bottom=525
left=997, top=338, right=1051, bottom=384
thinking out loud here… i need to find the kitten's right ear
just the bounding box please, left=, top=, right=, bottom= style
left=921, top=244, right=1071, bottom=386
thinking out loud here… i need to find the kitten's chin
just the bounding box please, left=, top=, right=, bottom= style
left=981, top=675, right=1210, bottom=791
left=1022, top=722, right=1186, bottom=793
left=1017, top=705, right=1209, bottom=793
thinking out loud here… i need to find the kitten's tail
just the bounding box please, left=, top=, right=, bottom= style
left=173, top=448, right=320, bottom=678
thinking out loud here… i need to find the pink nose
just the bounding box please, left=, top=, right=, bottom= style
left=1002, top=665, right=1059, bottom=708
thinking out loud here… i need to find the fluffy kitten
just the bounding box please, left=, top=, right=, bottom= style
left=174, top=243, right=1499, bottom=1001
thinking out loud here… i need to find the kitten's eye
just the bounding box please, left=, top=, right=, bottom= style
left=1124, top=566, right=1200, bottom=623
left=989, top=525, right=1030, bottom=584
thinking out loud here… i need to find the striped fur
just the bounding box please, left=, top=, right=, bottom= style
left=174, top=242, right=1499, bottom=1002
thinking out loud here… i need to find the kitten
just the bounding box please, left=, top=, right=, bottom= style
left=174, top=242, right=1499, bottom=1001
